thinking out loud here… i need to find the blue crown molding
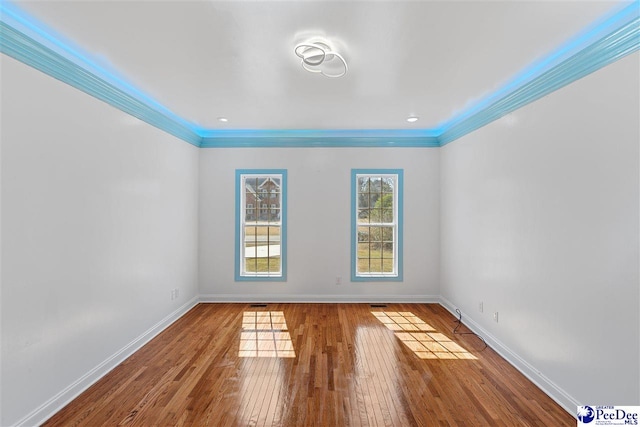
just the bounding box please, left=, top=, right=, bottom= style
left=0, top=3, right=203, bottom=147
left=438, top=2, right=640, bottom=145
left=1, top=1, right=638, bottom=149
left=200, top=129, right=440, bottom=148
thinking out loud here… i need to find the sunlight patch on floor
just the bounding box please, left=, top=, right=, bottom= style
left=239, top=311, right=296, bottom=358
left=372, top=311, right=476, bottom=360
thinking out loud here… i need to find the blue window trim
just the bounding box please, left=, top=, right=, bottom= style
left=351, top=169, right=404, bottom=282
left=235, top=169, right=287, bottom=282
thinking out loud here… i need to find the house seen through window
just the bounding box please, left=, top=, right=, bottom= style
left=236, top=170, right=287, bottom=280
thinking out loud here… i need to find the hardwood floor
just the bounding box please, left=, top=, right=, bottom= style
left=43, top=303, right=574, bottom=426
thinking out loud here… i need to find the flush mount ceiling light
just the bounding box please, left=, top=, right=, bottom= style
left=294, top=38, right=347, bottom=78
left=407, top=116, right=419, bottom=123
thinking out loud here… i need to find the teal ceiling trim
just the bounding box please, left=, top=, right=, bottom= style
left=0, top=3, right=203, bottom=147
left=201, top=136, right=439, bottom=148
left=439, top=2, right=640, bottom=146
left=200, top=129, right=439, bottom=148
left=1, top=1, right=638, bottom=149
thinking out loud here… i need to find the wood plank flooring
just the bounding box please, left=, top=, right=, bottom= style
left=43, top=303, right=575, bottom=426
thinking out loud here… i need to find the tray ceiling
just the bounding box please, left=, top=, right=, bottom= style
left=7, top=1, right=630, bottom=132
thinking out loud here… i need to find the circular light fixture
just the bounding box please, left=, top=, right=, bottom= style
left=217, top=117, right=228, bottom=123
left=407, top=116, right=419, bottom=123
left=294, top=38, right=347, bottom=78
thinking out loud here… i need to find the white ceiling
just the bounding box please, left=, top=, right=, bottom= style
left=15, top=0, right=626, bottom=130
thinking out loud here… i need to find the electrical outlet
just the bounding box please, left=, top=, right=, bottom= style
left=493, top=312, right=499, bottom=323
left=479, top=302, right=483, bottom=313
left=336, top=276, right=342, bottom=285
left=175, top=288, right=179, bottom=299
left=170, top=289, right=174, bottom=300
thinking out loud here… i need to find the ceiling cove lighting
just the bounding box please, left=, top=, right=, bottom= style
left=0, top=0, right=202, bottom=146
left=1, top=1, right=637, bottom=148
left=294, top=37, right=347, bottom=78
left=436, top=2, right=640, bottom=145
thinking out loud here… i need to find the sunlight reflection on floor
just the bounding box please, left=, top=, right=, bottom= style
left=372, top=311, right=476, bottom=360
left=239, top=311, right=296, bottom=358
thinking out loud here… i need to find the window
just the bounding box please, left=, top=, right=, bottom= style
left=236, top=170, right=287, bottom=281
left=351, top=169, right=403, bottom=281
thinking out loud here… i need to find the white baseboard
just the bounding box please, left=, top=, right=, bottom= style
left=198, top=294, right=441, bottom=303
left=438, top=296, right=578, bottom=418
left=17, top=297, right=199, bottom=427
left=14, top=295, right=578, bottom=426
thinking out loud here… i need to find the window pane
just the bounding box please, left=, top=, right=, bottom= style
left=358, top=177, right=370, bottom=192
left=266, top=191, right=279, bottom=204
left=368, top=258, right=382, bottom=272
left=245, top=209, right=256, bottom=221
left=381, top=227, right=393, bottom=241
left=383, top=177, right=395, bottom=192
left=357, top=242, right=370, bottom=258
left=353, top=171, right=400, bottom=278
left=245, top=257, right=259, bottom=272
left=238, top=171, right=285, bottom=279
left=245, top=225, right=258, bottom=237
left=382, top=257, right=394, bottom=273
left=370, top=226, right=382, bottom=242
left=358, top=193, right=369, bottom=209
left=382, top=240, right=394, bottom=255
left=368, top=192, right=377, bottom=210
left=245, top=225, right=258, bottom=239
left=358, top=257, right=371, bottom=273
left=357, top=226, right=370, bottom=242
left=370, top=208, right=383, bottom=223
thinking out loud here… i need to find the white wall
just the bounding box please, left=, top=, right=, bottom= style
left=2, top=32, right=637, bottom=427
left=0, top=56, right=199, bottom=426
left=440, top=52, right=640, bottom=408
left=199, top=148, right=440, bottom=301
left=0, top=51, right=4, bottom=427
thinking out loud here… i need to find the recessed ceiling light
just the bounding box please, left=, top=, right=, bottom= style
left=217, top=117, right=228, bottom=123
left=407, top=116, right=419, bottom=123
